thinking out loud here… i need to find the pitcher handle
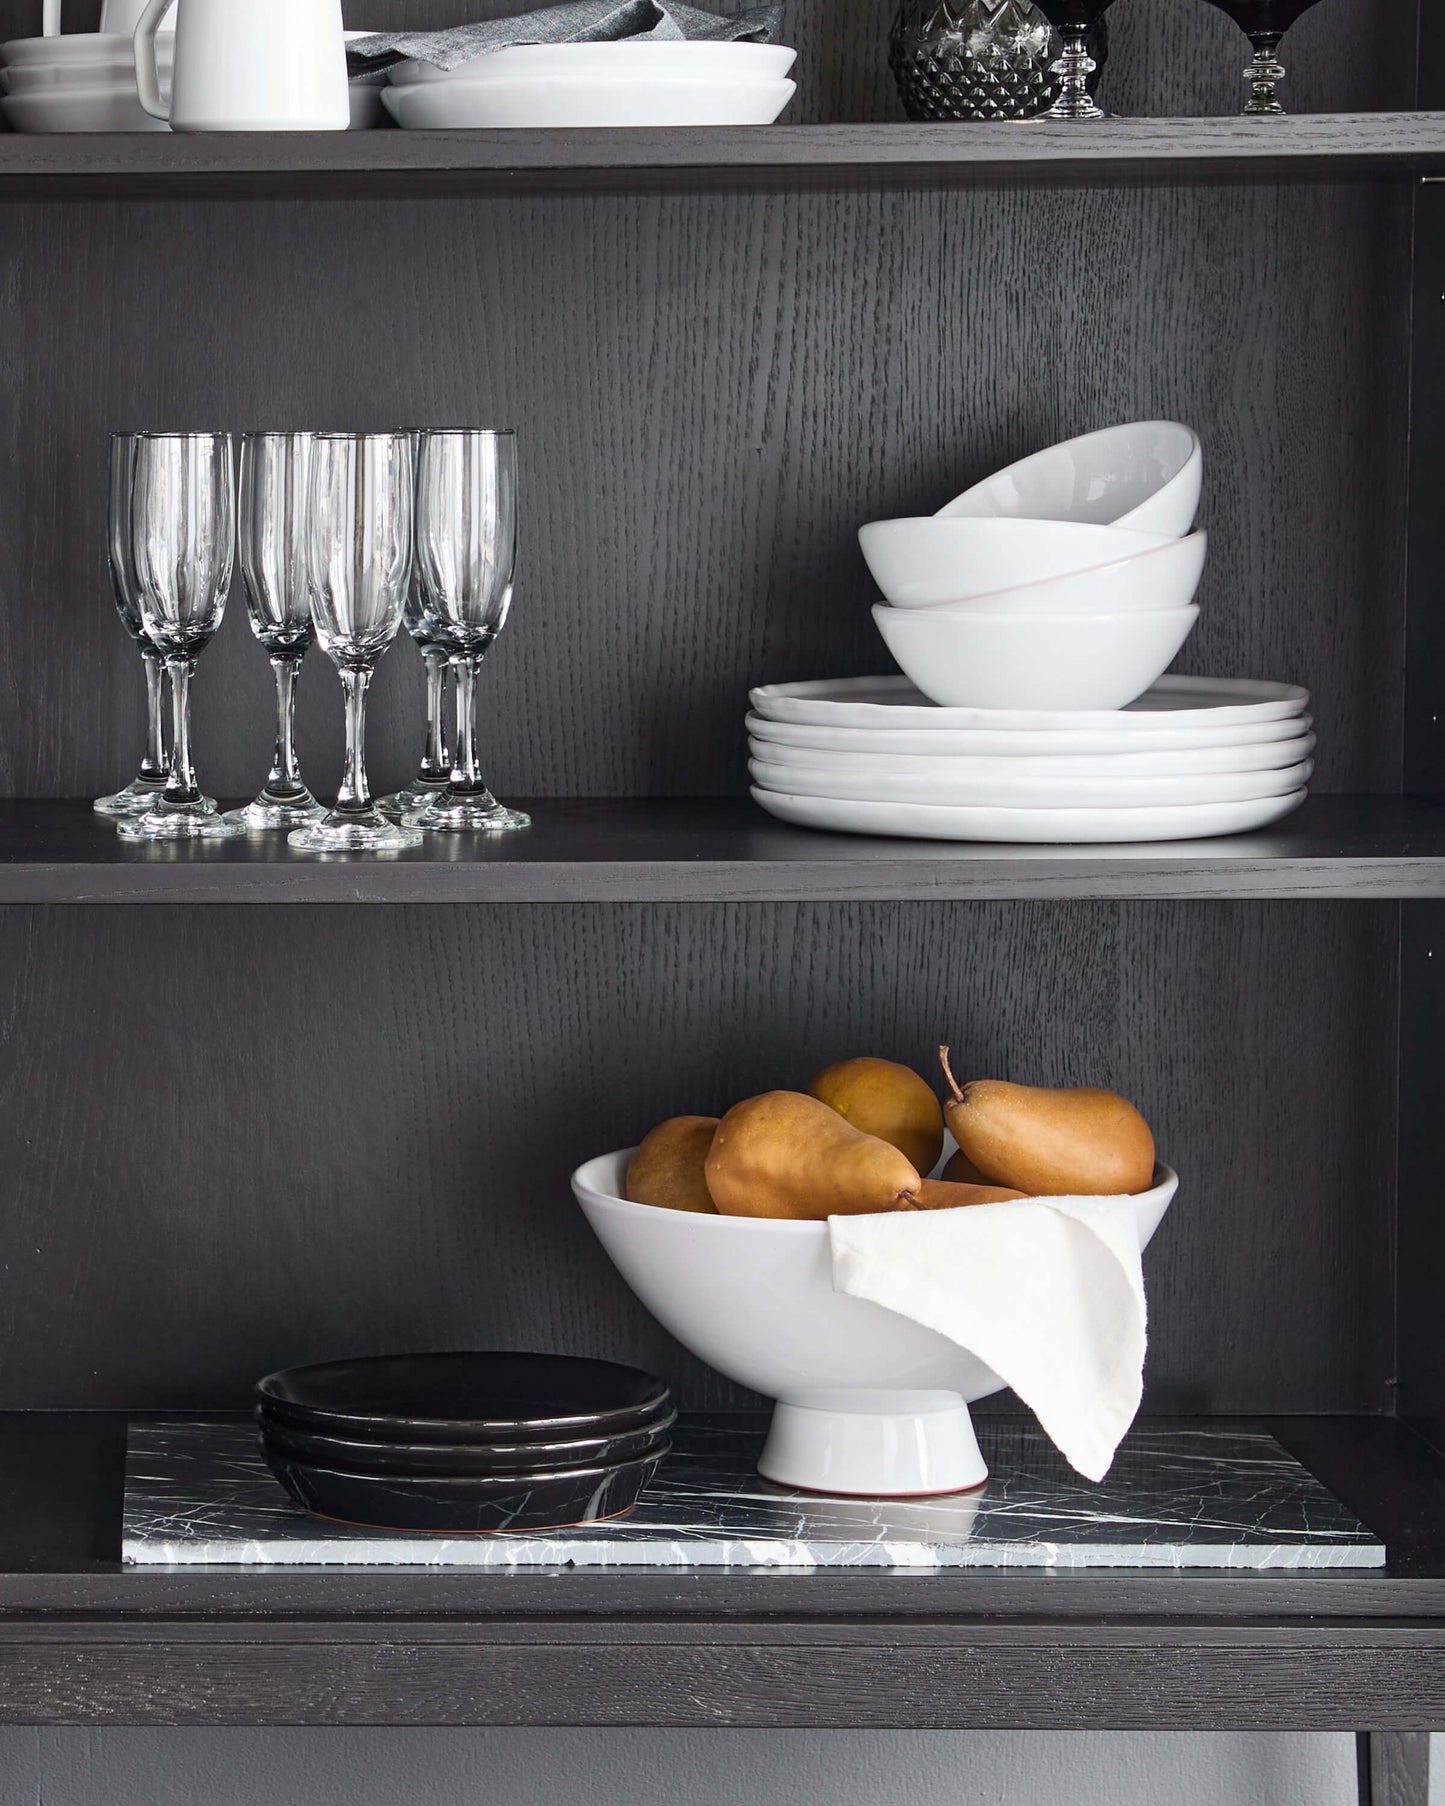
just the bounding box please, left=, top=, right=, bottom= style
left=42, top=0, right=61, bottom=36
left=133, top=0, right=171, bottom=120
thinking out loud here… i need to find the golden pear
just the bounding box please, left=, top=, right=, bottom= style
left=904, top=1177, right=1029, bottom=1210
left=941, top=1146, right=991, bottom=1186
left=706, top=1091, right=923, bottom=1220
left=939, top=1047, right=1155, bottom=1196
left=807, top=1056, right=945, bottom=1175
left=626, top=1116, right=720, bottom=1214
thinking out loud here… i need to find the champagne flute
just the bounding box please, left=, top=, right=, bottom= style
left=225, top=432, right=326, bottom=831
left=288, top=431, right=421, bottom=854
left=117, top=433, right=242, bottom=842
left=1199, top=0, right=1322, bottom=115
left=1034, top=0, right=1113, bottom=120
left=413, top=429, right=529, bottom=834
left=95, top=433, right=173, bottom=817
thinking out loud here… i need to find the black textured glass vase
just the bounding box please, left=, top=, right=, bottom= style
left=890, top=0, right=1108, bottom=123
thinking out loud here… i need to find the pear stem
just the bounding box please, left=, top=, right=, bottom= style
left=938, top=1044, right=965, bottom=1106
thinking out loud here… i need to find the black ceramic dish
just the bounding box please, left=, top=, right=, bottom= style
left=263, top=1447, right=665, bottom=1533
left=256, top=1408, right=676, bottom=1477
left=256, top=1352, right=671, bottom=1444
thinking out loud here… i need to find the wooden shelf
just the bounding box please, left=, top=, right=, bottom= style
left=0, top=1413, right=1442, bottom=1728
left=0, top=114, right=1442, bottom=198
left=3, top=796, right=1445, bottom=904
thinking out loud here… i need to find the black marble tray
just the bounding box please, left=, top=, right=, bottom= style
left=121, top=1415, right=1384, bottom=1570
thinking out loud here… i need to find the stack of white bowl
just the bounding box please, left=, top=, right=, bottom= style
left=0, top=27, right=174, bottom=133
left=748, top=423, right=1315, bottom=843
left=378, top=41, right=797, bottom=131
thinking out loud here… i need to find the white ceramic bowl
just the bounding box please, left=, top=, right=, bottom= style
left=1, top=82, right=169, bottom=129
left=894, top=531, right=1208, bottom=619
left=939, top=421, right=1203, bottom=539
left=0, top=40, right=172, bottom=92
left=748, top=728, right=1317, bottom=780
left=381, top=74, right=796, bottom=130
left=749, top=754, right=1313, bottom=809
left=574, top=1148, right=1177, bottom=1495
left=0, top=29, right=168, bottom=66
left=387, top=42, right=798, bottom=86
left=873, top=603, right=1199, bottom=711
left=859, top=517, right=1172, bottom=607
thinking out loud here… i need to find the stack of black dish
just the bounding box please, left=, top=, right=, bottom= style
left=256, top=1352, right=675, bottom=1533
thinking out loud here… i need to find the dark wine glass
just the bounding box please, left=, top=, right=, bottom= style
left=1033, top=0, right=1114, bottom=120
left=1201, top=0, right=1322, bottom=115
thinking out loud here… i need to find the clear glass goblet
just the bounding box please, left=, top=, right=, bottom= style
left=288, top=431, right=421, bottom=855
left=224, top=432, right=326, bottom=832
left=414, top=429, right=529, bottom=834
left=378, top=567, right=453, bottom=820
left=117, top=432, right=242, bottom=843
left=1034, top=0, right=1114, bottom=119
left=95, top=433, right=172, bottom=817
left=1199, top=0, right=1321, bottom=115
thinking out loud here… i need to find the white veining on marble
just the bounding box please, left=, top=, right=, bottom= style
left=122, top=1416, right=1385, bottom=1570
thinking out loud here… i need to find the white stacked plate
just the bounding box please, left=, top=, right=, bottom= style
left=379, top=42, right=797, bottom=130
left=748, top=676, right=1313, bottom=844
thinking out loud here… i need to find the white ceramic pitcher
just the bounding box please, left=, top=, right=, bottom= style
left=43, top=0, right=174, bottom=33
left=134, top=0, right=348, bottom=131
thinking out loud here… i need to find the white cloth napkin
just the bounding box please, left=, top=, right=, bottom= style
left=828, top=1195, right=1147, bottom=1483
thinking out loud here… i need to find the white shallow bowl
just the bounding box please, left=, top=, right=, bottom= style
left=382, top=74, right=795, bottom=129
left=750, top=755, right=1313, bottom=809
left=387, top=42, right=798, bottom=85
left=860, top=517, right=1171, bottom=607
left=1, top=84, right=169, bottom=129
left=0, top=42, right=172, bottom=92
left=0, top=29, right=169, bottom=66
left=751, top=786, right=1308, bottom=844
left=745, top=708, right=1314, bottom=758
left=939, top=421, right=1203, bottom=539
left=749, top=728, right=1317, bottom=779
left=574, top=1148, right=1177, bottom=1495
left=895, top=531, right=1208, bottom=619
left=873, top=602, right=1199, bottom=711
left=749, top=675, right=1309, bottom=732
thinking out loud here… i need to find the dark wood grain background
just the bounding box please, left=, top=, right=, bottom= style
left=0, top=0, right=1416, bottom=803
left=0, top=0, right=1420, bottom=1422
left=0, top=898, right=1397, bottom=1411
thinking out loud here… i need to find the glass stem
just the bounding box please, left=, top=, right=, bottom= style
left=264, top=656, right=305, bottom=803
left=1243, top=32, right=1285, bottom=116
left=451, top=656, right=481, bottom=794
left=140, top=647, right=167, bottom=784
left=336, top=667, right=373, bottom=814
left=420, top=647, right=450, bottom=785
left=1047, top=27, right=1104, bottom=120
left=162, top=655, right=200, bottom=807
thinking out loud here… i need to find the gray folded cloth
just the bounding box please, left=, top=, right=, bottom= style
left=347, top=1, right=785, bottom=75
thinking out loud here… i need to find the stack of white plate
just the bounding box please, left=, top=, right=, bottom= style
left=0, top=30, right=173, bottom=132
left=748, top=676, right=1314, bottom=844
left=379, top=41, right=797, bottom=131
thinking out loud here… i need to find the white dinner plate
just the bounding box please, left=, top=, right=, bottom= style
left=744, top=710, right=1314, bottom=758
left=748, top=757, right=1314, bottom=808
left=748, top=730, right=1317, bottom=781
left=749, top=786, right=1309, bottom=844
left=381, top=73, right=795, bottom=129
left=386, top=43, right=798, bottom=86
left=749, top=675, right=1309, bottom=732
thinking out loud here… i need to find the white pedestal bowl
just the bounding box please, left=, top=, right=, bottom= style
left=572, top=1150, right=1177, bottom=1497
